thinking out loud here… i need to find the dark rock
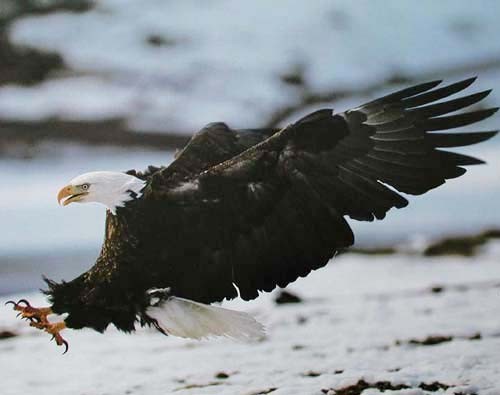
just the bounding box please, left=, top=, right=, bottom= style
left=423, top=229, right=500, bottom=257
left=0, top=0, right=93, bottom=86
left=419, top=381, right=450, bottom=391
left=275, top=290, right=302, bottom=305
left=407, top=335, right=453, bottom=346
left=430, top=285, right=444, bottom=294
left=322, top=379, right=457, bottom=395
left=347, top=247, right=397, bottom=256
left=386, top=73, right=411, bottom=85
left=424, top=236, right=484, bottom=257
left=302, top=371, right=321, bottom=377
left=468, top=333, right=482, bottom=340
left=482, top=229, right=500, bottom=239
left=146, top=34, right=176, bottom=47
left=215, top=372, right=230, bottom=379
left=248, top=388, right=277, bottom=395
left=0, top=39, right=65, bottom=86
left=175, top=382, right=222, bottom=391
left=0, top=119, right=190, bottom=153
left=0, top=330, right=17, bottom=340
left=322, top=380, right=409, bottom=395
left=292, top=344, right=305, bottom=351
left=280, top=68, right=305, bottom=86
left=397, top=333, right=483, bottom=347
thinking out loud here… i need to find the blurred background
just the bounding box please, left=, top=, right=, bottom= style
left=1, top=0, right=499, bottom=295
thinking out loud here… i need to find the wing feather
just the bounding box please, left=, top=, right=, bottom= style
left=145, top=78, right=497, bottom=303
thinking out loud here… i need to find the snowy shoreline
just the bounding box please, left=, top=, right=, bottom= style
left=1, top=242, right=500, bottom=395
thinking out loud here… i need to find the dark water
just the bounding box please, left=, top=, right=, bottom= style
left=0, top=249, right=97, bottom=296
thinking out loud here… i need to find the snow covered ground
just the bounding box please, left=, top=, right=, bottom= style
left=1, top=243, right=500, bottom=395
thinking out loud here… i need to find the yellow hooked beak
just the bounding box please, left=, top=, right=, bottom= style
left=57, top=185, right=89, bottom=206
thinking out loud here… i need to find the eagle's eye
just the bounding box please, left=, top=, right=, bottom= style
left=81, top=183, right=90, bottom=190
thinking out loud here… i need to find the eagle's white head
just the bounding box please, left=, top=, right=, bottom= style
left=57, top=171, right=146, bottom=214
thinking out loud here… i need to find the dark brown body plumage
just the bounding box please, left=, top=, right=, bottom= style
left=45, top=78, right=498, bottom=333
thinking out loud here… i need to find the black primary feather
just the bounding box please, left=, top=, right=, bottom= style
left=44, top=78, right=497, bottom=333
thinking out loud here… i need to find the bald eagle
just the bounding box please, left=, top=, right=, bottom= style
left=7, top=78, right=498, bottom=353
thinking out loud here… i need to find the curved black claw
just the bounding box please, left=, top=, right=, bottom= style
left=5, top=299, right=31, bottom=309
left=17, top=299, right=31, bottom=307
left=61, top=340, right=69, bottom=355
left=51, top=334, right=69, bottom=354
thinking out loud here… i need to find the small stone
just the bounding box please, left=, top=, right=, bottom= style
left=468, top=333, right=482, bottom=340
left=275, top=290, right=302, bottom=305
left=292, top=344, right=305, bottom=351
left=0, top=331, right=17, bottom=340
left=146, top=34, right=176, bottom=47
left=302, top=371, right=321, bottom=377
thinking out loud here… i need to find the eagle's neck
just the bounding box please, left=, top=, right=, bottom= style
left=102, top=173, right=146, bottom=214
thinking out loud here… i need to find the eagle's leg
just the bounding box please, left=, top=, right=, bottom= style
left=5, top=299, right=69, bottom=353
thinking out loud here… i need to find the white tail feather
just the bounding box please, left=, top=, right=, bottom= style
left=146, top=297, right=265, bottom=341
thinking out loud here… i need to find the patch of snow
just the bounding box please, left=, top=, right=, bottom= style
left=0, top=77, right=136, bottom=121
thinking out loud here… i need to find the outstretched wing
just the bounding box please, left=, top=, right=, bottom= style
left=135, top=122, right=277, bottom=183
left=147, top=78, right=497, bottom=303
